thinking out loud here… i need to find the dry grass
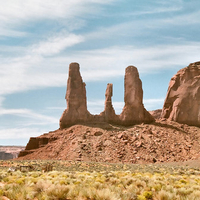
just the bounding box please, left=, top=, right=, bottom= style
left=1, top=160, right=200, bottom=199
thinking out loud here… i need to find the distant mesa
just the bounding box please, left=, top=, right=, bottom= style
left=0, top=146, right=25, bottom=160
left=59, top=62, right=154, bottom=129
left=161, top=61, right=200, bottom=127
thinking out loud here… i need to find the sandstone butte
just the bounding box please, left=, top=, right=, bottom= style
left=161, top=61, right=200, bottom=127
left=59, top=62, right=154, bottom=129
left=18, top=61, right=200, bottom=163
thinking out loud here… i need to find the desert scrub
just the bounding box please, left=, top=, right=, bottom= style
left=1, top=161, right=200, bottom=199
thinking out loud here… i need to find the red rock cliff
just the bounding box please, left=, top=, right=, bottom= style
left=161, top=61, right=200, bottom=126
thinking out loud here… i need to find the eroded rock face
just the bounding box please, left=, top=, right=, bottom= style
left=161, top=61, right=200, bottom=126
left=120, top=66, right=154, bottom=125
left=149, top=109, right=162, bottom=120
left=59, top=63, right=154, bottom=128
left=60, top=63, right=91, bottom=128
left=18, top=135, right=57, bottom=157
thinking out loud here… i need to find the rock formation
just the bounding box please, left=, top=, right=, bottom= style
left=149, top=109, right=162, bottom=120
left=60, top=63, right=91, bottom=129
left=119, top=66, right=155, bottom=125
left=18, top=135, right=57, bottom=157
left=102, top=83, right=118, bottom=123
left=17, top=121, right=200, bottom=163
left=161, top=61, right=200, bottom=126
left=18, top=61, right=200, bottom=163
left=59, top=62, right=154, bottom=128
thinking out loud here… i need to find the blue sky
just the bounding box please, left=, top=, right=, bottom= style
left=0, top=0, right=200, bottom=145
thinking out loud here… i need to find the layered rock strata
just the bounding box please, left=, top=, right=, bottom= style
left=161, top=61, right=200, bottom=126
left=18, top=135, right=57, bottom=157
left=59, top=63, right=154, bottom=128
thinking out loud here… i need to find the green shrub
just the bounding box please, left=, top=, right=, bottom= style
left=142, top=191, right=153, bottom=199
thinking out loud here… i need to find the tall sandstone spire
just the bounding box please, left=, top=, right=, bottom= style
left=60, top=63, right=154, bottom=129
left=119, top=66, right=154, bottom=125
left=60, top=63, right=91, bottom=129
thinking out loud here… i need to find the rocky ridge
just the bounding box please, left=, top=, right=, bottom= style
left=18, top=120, right=200, bottom=163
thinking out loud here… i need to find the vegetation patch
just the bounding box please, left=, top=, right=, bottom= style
left=1, top=160, right=200, bottom=199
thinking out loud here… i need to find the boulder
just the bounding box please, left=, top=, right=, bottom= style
left=161, top=61, right=200, bottom=126
left=120, top=66, right=155, bottom=125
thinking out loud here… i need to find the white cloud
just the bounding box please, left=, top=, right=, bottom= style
left=0, top=27, right=27, bottom=38
left=73, top=44, right=200, bottom=77
left=32, top=33, right=84, bottom=56
left=1, top=43, right=200, bottom=97
left=122, top=3, right=182, bottom=17
left=0, top=108, right=58, bottom=124
left=0, top=128, right=45, bottom=140
left=0, top=0, right=116, bottom=36
left=0, top=54, right=67, bottom=95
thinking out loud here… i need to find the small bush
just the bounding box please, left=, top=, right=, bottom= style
left=142, top=191, right=153, bottom=199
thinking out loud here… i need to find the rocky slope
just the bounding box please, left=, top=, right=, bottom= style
left=18, top=120, right=200, bottom=164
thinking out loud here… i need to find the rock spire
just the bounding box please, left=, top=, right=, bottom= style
left=60, top=63, right=91, bottom=129
left=119, top=66, right=154, bottom=125
left=59, top=63, right=154, bottom=128
left=103, top=83, right=118, bottom=123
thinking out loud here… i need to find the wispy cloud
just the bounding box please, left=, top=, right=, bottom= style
left=32, top=33, right=84, bottom=56
left=0, top=108, right=58, bottom=124
left=0, top=0, right=116, bottom=37
left=1, top=42, right=200, bottom=96
left=0, top=128, right=46, bottom=140
left=0, top=27, right=27, bottom=38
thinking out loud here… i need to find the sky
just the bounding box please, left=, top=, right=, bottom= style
left=0, top=0, right=200, bottom=146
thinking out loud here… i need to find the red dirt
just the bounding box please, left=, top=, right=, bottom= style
left=17, top=119, right=200, bottom=164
